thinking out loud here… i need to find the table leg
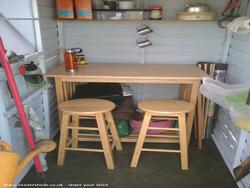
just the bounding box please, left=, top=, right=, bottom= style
left=197, top=91, right=204, bottom=149
left=55, top=78, right=64, bottom=104
left=186, top=81, right=200, bottom=146
left=55, top=78, right=64, bottom=127
left=180, top=84, right=190, bottom=101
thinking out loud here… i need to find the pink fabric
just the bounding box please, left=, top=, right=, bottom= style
left=130, top=119, right=175, bottom=134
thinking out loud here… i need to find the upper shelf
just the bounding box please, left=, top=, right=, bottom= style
left=56, top=18, right=218, bottom=23
left=56, top=8, right=218, bottom=23
left=92, top=8, right=150, bottom=12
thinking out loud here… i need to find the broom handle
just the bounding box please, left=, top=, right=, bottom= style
left=0, top=38, right=43, bottom=173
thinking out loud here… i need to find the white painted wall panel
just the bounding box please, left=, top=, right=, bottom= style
left=37, top=0, right=59, bottom=138
left=140, top=84, right=180, bottom=101
left=63, top=22, right=225, bottom=64
left=42, top=37, right=58, bottom=50
left=37, top=0, right=55, bottom=7
left=39, top=18, right=57, bottom=29
left=41, top=27, right=58, bottom=40
left=38, top=6, right=55, bottom=18
left=62, top=21, right=225, bottom=100
left=227, top=33, right=250, bottom=84
left=37, top=0, right=59, bottom=66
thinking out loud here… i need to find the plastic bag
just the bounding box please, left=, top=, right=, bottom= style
left=200, top=77, right=250, bottom=131
left=117, top=120, right=131, bottom=137
left=130, top=119, right=174, bottom=134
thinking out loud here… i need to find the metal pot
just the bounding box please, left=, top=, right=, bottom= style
left=185, top=3, right=210, bottom=13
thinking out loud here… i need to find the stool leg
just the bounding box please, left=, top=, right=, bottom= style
left=130, top=112, right=151, bottom=168
left=178, top=114, right=188, bottom=170
left=57, top=113, right=70, bottom=166
left=96, top=113, right=115, bottom=170
left=194, top=113, right=198, bottom=139
left=72, top=115, right=79, bottom=148
left=105, top=112, right=123, bottom=151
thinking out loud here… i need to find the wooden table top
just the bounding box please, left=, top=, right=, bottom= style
left=45, top=63, right=208, bottom=83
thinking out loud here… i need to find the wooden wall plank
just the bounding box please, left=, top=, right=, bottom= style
left=41, top=28, right=58, bottom=40
left=38, top=6, right=55, bottom=18
left=37, top=0, right=55, bottom=7
left=37, top=0, right=59, bottom=138
left=62, top=19, right=225, bottom=100
left=63, top=22, right=225, bottom=65
left=39, top=19, right=57, bottom=29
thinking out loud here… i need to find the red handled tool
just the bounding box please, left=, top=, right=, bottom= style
left=0, top=37, right=43, bottom=173
left=222, top=0, right=240, bottom=17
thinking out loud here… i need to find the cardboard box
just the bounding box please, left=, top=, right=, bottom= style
left=75, top=0, right=93, bottom=20
left=56, top=0, right=74, bottom=19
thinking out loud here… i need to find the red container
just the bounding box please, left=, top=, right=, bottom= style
left=64, top=48, right=82, bottom=72
left=56, top=0, right=74, bottom=19
left=75, top=0, right=93, bottom=20
left=150, top=5, right=163, bottom=20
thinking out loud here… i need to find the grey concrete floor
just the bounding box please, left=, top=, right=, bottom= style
left=21, top=138, right=237, bottom=188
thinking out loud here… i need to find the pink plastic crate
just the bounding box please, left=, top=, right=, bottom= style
left=130, top=119, right=175, bottom=134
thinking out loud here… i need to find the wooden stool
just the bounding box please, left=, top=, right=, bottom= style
left=130, top=99, right=193, bottom=170
left=57, top=99, right=123, bottom=170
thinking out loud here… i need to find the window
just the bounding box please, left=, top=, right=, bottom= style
left=0, top=0, right=40, bottom=54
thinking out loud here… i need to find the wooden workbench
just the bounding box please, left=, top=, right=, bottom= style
left=46, top=63, right=208, bottom=145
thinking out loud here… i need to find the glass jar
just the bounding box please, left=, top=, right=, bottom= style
left=103, top=0, right=117, bottom=10
left=150, top=5, right=162, bottom=20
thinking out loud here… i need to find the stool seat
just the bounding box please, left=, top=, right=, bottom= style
left=138, top=99, right=193, bottom=115
left=58, top=99, right=116, bottom=115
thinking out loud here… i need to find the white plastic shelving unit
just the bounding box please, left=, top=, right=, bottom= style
left=212, top=108, right=250, bottom=188
left=212, top=32, right=250, bottom=188
left=0, top=73, right=59, bottom=184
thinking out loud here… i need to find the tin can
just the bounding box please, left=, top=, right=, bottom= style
left=64, top=48, right=82, bottom=72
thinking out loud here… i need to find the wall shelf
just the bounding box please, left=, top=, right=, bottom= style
left=92, top=8, right=150, bottom=12
left=56, top=18, right=218, bottom=24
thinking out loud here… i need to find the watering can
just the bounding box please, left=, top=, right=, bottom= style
left=0, top=139, right=56, bottom=187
